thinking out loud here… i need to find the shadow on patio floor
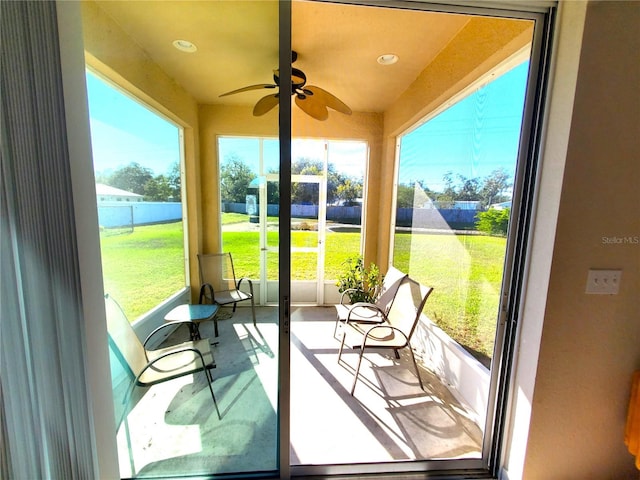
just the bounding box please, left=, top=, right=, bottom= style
left=114, top=305, right=481, bottom=477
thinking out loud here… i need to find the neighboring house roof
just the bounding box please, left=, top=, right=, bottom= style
left=490, top=201, right=511, bottom=210
left=95, top=183, right=142, bottom=198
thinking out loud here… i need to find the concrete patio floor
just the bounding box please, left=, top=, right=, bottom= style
left=115, top=306, right=482, bottom=478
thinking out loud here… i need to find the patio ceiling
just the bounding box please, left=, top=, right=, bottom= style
left=89, top=1, right=475, bottom=114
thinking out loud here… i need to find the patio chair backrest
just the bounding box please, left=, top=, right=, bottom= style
left=198, top=252, right=237, bottom=294
left=385, top=276, right=433, bottom=341
left=104, top=294, right=149, bottom=379
left=376, top=266, right=407, bottom=313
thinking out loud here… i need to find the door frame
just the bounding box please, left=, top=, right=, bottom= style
left=46, top=0, right=568, bottom=478
left=290, top=173, right=328, bottom=305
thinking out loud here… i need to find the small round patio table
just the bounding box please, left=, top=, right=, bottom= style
left=164, top=303, right=220, bottom=341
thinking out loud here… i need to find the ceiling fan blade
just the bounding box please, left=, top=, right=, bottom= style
left=306, top=86, right=352, bottom=115
left=253, top=94, right=279, bottom=116
left=295, top=94, right=329, bottom=121
left=220, top=84, right=276, bottom=97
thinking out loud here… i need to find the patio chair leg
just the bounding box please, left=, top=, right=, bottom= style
left=338, top=331, right=347, bottom=363
left=408, top=347, right=425, bottom=391
left=205, top=368, right=221, bottom=420
left=250, top=297, right=257, bottom=328
left=350, top=347, right=366, bottom=395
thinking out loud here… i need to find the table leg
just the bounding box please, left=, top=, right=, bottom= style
left=189, top=323, right=201, bottom=341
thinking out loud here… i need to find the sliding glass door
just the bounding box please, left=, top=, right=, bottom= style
left=74, top=0, right=554, bottom=477
left=290, top=0, right=552, bottom=477
left=81, top=1, right=284, bottom=477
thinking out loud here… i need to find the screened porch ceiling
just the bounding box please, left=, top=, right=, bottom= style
left=88, top=0, right=532, bottom=116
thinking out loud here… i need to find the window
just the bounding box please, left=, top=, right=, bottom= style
left=394, top=61, right=528, bottom=367
left=391, top=57, right=532, bottom=466
left=85, top=71, right=186, bottom=320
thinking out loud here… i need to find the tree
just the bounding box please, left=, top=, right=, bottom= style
left=336, top=179, right=362, bottom=205
left=479, top=168, right=512, bottom=208
left=108, top=162, right=153, bottom=195
left=220, top=155, right=256, bottom=203
left=290, top=158, right=348, bottom=205
left=167, top=161, right=181, bottom=201
left=396, top=184, right=416, bottom=208
left=144, top=175, right=172, bottom=201
left=291, top=158, right=322, bottom=204
left=266, top=167, right=280, bottom=205
left=455, top=174, right=481, bottom=201
left=475, top=208, right=510, bottom=236
left=326, top=164, right=349, bottom=205
left=94, top=170, right=112, bottom=185
left=434, top=171, right=481, bottom=204
left=396, top=181, right=435, bottom=208
left=441, top=171, right=457, bottom=199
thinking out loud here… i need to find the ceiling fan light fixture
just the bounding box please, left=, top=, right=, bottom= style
left=173, top=39, right=197, bottom=53
left=377, top=53, right=398, bottom=65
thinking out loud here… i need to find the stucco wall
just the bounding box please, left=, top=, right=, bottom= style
left=521, top=2, right=640, bottom=478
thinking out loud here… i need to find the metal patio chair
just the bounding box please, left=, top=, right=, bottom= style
left=338, top=276, right=433, bottom=395
left=334, top=266, right=407, bottom=338
left=105, top=294, right=220, bottom=423
left=197, top=252, right=256, bottom=327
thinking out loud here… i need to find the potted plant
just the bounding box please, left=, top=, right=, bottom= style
left=336, top=255, right=383, bottom=304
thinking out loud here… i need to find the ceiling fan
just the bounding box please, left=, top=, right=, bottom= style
left=219, top=51, right=352, bottom=121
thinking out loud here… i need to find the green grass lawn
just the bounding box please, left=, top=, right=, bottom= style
left=100, top=220, right=506, bottom=360
left=394, top=232, right=506, bottom=362
left=100, top=222, right=186, bottom=320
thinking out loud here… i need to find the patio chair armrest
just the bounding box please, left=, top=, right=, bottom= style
left=339, top=288, right=360, bottom=305
left=346, top=302, right=386, bottom=323
left=363, top=324, right=409, bottom=347
left=131, top=346, right=212, bottom=396
left=143, top=320, right=196, bottom=351
left=237, top=277, right=254, bottom=295
left=199, top=283, right=214, bottom=304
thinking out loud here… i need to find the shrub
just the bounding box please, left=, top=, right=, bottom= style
left=335, top=256, right=382, bottom=304
left=475, top=208, right=510, bottom=236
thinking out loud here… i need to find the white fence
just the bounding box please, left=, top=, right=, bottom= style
left=97, top=202, right=182, bottom=228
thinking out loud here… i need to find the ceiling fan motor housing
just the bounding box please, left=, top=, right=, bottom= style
left=273, top=67, right=308, bottom=96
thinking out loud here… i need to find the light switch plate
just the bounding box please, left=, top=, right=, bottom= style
left=585, top=269, right=622, bottom=294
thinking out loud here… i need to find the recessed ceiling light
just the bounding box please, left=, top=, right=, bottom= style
left=173, top=39, right=197, bottom=53
left=377, top=54, right=398, bottom=65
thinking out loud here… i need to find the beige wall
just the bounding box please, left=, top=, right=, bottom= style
left=522, top=1, right=640, bottom=477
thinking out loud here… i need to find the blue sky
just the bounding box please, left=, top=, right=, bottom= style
left=399, top=61, right=529, bottom=191
left=86, top=60, right=529, bottom=188
left=86, top=71, right=180, bottom=176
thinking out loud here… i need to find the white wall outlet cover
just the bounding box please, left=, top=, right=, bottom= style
left=585, top=269, right=622, bottom=294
